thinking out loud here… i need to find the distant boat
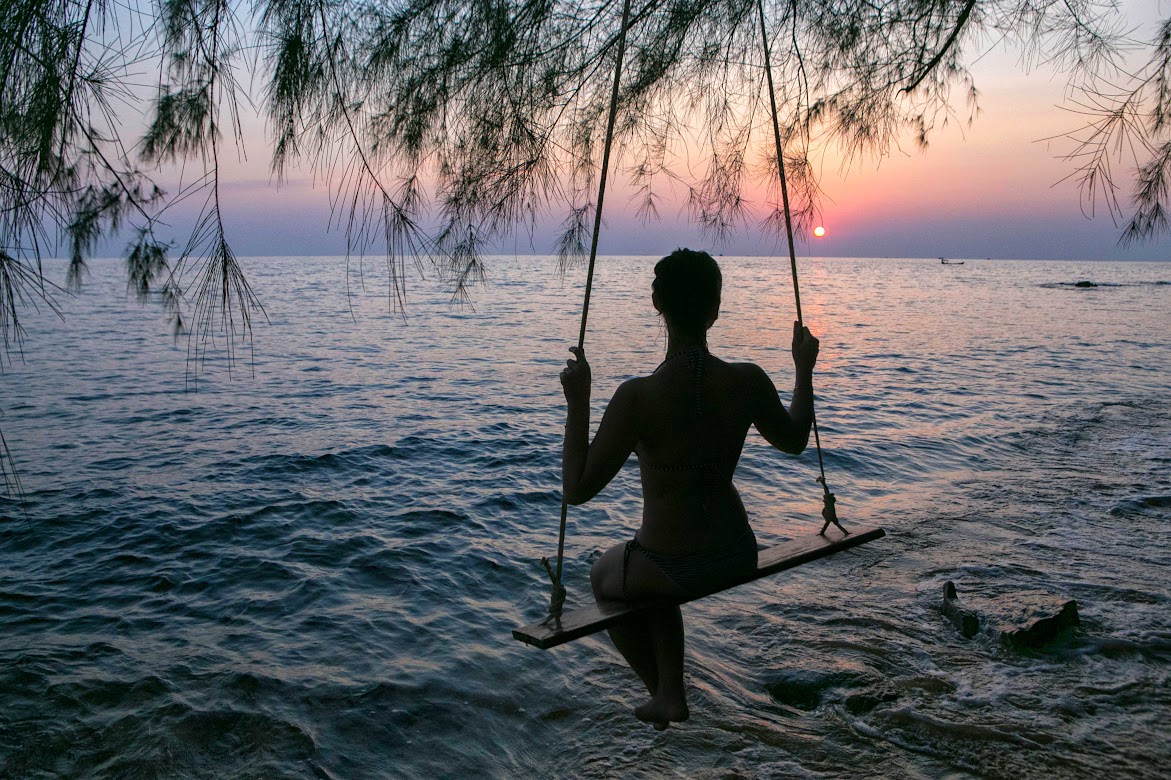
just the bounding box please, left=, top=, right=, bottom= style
left=940, top=257, right=964, bottom=265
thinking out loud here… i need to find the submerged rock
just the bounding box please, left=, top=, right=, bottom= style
left=764, top=669, right=870, bottom=711
left=1001, top=600, right=1080, bottom=650
left=941, top=581, right=981, bottom=638
left=764, top=670, right=831, bottom=710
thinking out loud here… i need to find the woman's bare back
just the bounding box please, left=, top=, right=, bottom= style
left=631, top=348, right=759, bottom=553
left=561, top=323, right=816, bottom=539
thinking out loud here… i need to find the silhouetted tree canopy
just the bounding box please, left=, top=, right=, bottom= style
left=0, top=0, right=1168, bottom=380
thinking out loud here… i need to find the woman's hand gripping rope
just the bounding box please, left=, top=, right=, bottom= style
left=560, top=346, right=591, bottom=406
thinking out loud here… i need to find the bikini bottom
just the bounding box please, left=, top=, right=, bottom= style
left=623, top=527, right=758, bottom=599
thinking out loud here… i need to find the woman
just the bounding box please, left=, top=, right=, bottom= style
left=560, top=248, right=819, bottom=729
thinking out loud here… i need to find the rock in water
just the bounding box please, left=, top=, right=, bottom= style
left=940, top=583, right=1081, bottom=647
left=1074, top=280, right=1097, bottom=287
left=941, top=581, right=981, bottom=638
left=1001, top=600, right=1080, bottom=649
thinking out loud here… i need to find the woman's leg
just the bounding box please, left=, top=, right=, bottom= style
left=590, top=544, right=660, bottom=694
left=591, top=542, right=689, bottom=727
left=633, top=605, right=688, bottom=727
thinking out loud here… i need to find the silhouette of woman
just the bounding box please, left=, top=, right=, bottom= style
left=560, top=248, right=819, bottom=728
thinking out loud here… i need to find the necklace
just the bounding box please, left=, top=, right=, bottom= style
left=654, top=344, right=709, bottom=416
left=656, top=344, right=709, bottom=371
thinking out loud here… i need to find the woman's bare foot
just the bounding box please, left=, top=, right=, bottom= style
left=634, top=692, right=689, bottom=730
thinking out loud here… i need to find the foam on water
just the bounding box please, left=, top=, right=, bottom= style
left=2, top=255, right=1169, bottom=778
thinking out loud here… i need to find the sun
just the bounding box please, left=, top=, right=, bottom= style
left=813, top=226, right=826, bottom=238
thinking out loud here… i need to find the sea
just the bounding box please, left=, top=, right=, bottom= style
left=1, top=254, right=1168, bottom=779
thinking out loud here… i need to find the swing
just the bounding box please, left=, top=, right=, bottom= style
left=512, top=0, right=884, bottom=650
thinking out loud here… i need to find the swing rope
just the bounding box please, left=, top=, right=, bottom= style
left=542, top=0, right=634, bottom=617
left=756, top=0, right=846, bottom=536
left=542, top=0, right=847, bottom=617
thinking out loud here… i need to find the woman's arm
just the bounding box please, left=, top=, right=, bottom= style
left=561, top=347, right=638, bottom=505
left=750, top=322, right=819, bottom=454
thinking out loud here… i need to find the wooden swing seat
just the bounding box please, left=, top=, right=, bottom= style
left=513, top=525, right=885, bottom=649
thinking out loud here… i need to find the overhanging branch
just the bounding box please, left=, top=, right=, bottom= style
left=901, top=0, right=978, bottom=94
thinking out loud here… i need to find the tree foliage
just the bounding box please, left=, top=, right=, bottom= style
left=1, top=0, right=1169, bottom=492
left=2, top=1, right=1167, bottom=323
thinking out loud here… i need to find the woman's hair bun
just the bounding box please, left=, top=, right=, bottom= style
left=653, top=249, right=722, bottom=334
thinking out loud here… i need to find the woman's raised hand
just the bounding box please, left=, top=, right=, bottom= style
left=560, top=346, right=592, bottom=405
left=791, top=321, right=819, bottom=375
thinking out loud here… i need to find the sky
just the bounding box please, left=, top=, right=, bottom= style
left=128, top=3, right=1171, bottom=263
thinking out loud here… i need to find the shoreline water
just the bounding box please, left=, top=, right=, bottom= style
left=2, top=255, right=1169, bottom=778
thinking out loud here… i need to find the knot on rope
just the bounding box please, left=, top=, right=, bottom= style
left=541, top=556, right=566, bottom=618
left=818, top=489, right=848, bottom=536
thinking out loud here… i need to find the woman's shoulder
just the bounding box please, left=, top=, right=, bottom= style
left=714, top=360, right=778, bottom=402
left=714, top=357, right=771, bottom=382
left=611, top=375, right=647, bottom=402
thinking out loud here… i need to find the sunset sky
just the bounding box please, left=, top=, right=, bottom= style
left=134, top=2, right=1170, bottom=263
